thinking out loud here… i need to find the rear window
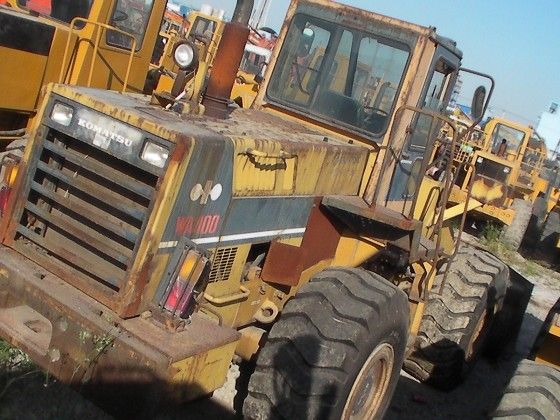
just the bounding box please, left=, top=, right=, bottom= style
left=18, top=0, right=92, bottom=24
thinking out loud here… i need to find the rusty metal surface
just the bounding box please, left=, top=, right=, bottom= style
left=0, top=244, right=239, bottom=384
left=261, top=199, right=341, bottom=286
left=323, top=195, right=421, bottom=232
left=202, top=22, right=250, bottom=118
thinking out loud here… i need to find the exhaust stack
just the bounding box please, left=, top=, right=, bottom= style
left=202, top=0, right=254, bottom=118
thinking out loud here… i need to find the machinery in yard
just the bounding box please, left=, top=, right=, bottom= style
left=0, top=0, right=529, bottom=417
left=445, top=116, right=549, bottom=250
left=537, top=167, right=560, bottom=263
left=493, top=298, right=560, bottom=419
left=0, top=0, right=167, bottom=143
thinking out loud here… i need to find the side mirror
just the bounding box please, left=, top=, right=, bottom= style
left=471, top=86, right=486, bottom=120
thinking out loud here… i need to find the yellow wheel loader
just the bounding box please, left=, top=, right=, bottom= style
left=0, top=0, right=530, bottom=417
left=446, top=116, right=549, bottom=250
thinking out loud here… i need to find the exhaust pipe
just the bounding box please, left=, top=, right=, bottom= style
left=232, top=0, right=254, bottom=24
left=202, top=0, right=254, bottom=118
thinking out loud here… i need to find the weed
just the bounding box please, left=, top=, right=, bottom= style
left=0, top=340, right=31, bottom=370
left=481, top=222, right=502, bottom=244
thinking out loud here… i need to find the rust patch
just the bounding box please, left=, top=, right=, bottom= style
left=261, top=198, right=341, bottom=286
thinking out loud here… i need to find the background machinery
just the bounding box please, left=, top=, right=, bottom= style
left=0, top=0, right=526, bottom=418
left=445, top=116, right=549, bottom=250
left=0, top=0, right=167, bottom=145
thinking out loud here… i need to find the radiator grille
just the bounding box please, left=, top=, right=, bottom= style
left=14, top=128, right=159, bottom=292
left=475, top=159, right=510, bottom=183
left=208, top=247, right=238, bottom=283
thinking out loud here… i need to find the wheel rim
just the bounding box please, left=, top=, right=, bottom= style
left=342, top=342, right=394, bottom=419
left=466, top=308, right=488, bottom=360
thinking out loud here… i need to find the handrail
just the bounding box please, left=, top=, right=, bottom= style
left=59, top=18, right=137, bottom=93
left=436, top=161, right=477, bottom=296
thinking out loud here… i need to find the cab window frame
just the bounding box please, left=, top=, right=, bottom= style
left=106, top=0, right=156, bottom=52
left=265, top=13, right=413, bottom=142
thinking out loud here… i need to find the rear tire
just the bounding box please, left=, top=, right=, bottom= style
left=524, top=197, right=548, bottom=247
left=502, top=198, right=532, bottom=251
left=404, top=246, right=508, bottom=389
left=492, top=360, right=560, bottom=419
left=243, top=268, right=409, bottom=420
left=539, top=211, right=560, bottom=248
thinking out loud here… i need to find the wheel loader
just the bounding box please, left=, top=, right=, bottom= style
left=0, top=0, right=530, bottom=417
left=493, top=298, right=560, bottom=419
left=445, top=116, right=549, bottom=250
left=0, top=0, right=167, bottom=144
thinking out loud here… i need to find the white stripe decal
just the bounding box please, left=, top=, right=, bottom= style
left=158, top=227, right=306, bottom=249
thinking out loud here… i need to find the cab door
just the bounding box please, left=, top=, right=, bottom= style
left=385, top=47, right=459, bottom=214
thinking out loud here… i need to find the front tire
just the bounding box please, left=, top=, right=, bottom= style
left=243, top=268, right=409, bottom=420
left=404, top=246, right=508, bottom=389
left=502, top=198, right=532, bottom=251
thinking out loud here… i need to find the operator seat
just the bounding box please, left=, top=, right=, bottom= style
left=314, top=90, right=360, bottom=127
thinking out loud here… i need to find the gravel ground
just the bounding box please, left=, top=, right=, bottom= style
left=1, top=241, right=558, bottom=419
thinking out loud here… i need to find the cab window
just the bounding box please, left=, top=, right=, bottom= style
left=267, top=14, right=410, bottom=139
left=491, top=124, right=525, bottom=157
left=188, top=17, right=217, bottom=43
left=18, top=0, right=92, bottom=25
left=107, top=0, right=155, bottom=51
left=409, top=59, right=455, bottom=149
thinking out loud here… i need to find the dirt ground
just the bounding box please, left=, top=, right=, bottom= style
left=1, top=239, right=559, bottom=419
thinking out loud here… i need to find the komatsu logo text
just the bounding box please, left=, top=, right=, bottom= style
left=78, top=118, right=133, bottom=147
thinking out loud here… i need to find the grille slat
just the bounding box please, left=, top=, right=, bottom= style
left=16, top=225, right=123, bottom=289
left=209, top=247, right=238, bottom=283
left=36, top=160, right=147, bottom=221
left=42, top=140, right=155, bottom=200
left=30, top=180, right=139, bottom=243
left=475, top=160, right=510, bottom=183
left=25, top=201, right=132, bottom=265
left=15, top=126, right=161, bottom=298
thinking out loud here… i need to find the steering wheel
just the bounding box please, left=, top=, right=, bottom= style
left=113, top=9, right=129, bottom=23
left=363, top=106, right=389, bottom=117
left=192, top=33, right=210, bottom=44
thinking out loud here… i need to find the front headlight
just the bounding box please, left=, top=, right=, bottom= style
left=173, top=42, right=198, bottom=70
left=476, top=157, right=484, bottom=163
left=141, top=141, right=169, bottom=168
left=50, top=102, right=74, bottom=126
left=503, top=167, right=511, bottom=173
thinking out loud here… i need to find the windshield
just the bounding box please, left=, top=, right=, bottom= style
left=240, top=47, right=270, bottom=75
left=491, top=124, right=525, bottom=157
left=267, top=13, right=410, bottom=138
left=18, top=0, right=92, bottom=24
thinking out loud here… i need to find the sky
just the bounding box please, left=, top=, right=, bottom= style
left=181, top=0, right=560, bottom=132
